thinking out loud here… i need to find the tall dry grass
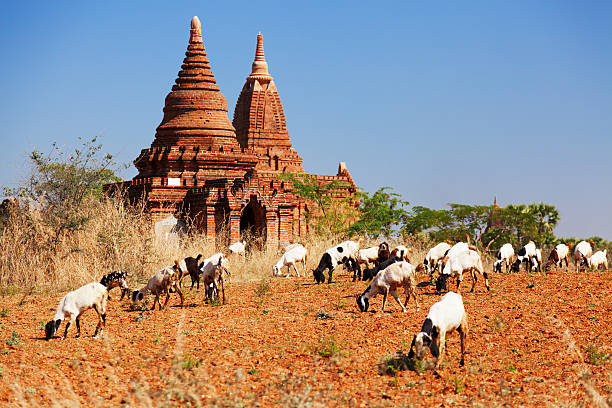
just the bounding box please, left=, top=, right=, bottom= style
left=0, top=193, right=473, bottom=294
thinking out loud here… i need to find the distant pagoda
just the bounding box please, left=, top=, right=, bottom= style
left=109, top=17, right=356, bottom=247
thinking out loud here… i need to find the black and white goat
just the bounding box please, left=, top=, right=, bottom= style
left=423, top=242, right=452, bottom=277
left=512, top=241, right=539, bottom=272
left=493, top=243, right=514, bottom=273
left=313, top=240, right=359, bottom=284
left=179, top=254, right=203, bottom=290
left=99, top=270, right=129, bottom=300
left=132, top=261, right=184, bottom=310
left=45, top=282, right=108, bottom=340
left=408, top=291, right=468, bottom=368
left=356, top=261, right=420, bottom=313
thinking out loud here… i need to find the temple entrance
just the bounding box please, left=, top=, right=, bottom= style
left=240, top=195, right=266, bottom=249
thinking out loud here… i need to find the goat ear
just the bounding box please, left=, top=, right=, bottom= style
left=429, top=338, right=440, bottom=357
left=407, top=335, right=416, bottom=358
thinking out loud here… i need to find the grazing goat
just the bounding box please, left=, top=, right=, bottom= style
left=228, top=241, right=246, bottom=256
left=574, top=241, right=594, bottom=272
left=512, top=241, right=539, bottom=272
left=45, top=282, right=108, bottom=340
left=356, top=261, right=420, bottom=313
left=391, top=245, right=411, bottom=262
left=100, top=270, right=129, bottom=300
left=440, top=238, right=476, bottom=270
left=273, top=244, right=308, bottom=277
left=424, top=242, right=452, bottom=276
left=200, top=254, right=229, bottom=304
left=589, top=250, right=608, bottom=271
left=547, top=243, right=570, bottom=270
left=357, top=246, right=381, bottom=268
left=408, top=292, right=468, bottom=368
left=493, top=243, right=514, bottom=273
left=313, top=240, right=359, bottom=284
left=179, top=254, right=203, bottom=290
left=132, top=261, right=183, bottom=310
left=437, top=250, right=490, bottom=294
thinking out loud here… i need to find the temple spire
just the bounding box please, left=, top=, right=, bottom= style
left=190, top=16, right=202, bottom=44
left=249, top=33, right=272, bottom=80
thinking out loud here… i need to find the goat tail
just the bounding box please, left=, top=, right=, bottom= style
left=196, top=254, right=202, bottom=261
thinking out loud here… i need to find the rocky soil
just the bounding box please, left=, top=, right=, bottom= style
left=0, top=269, right=610, bottom=407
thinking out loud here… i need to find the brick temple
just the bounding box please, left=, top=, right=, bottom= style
left=111, top=17, right=356, bottom=247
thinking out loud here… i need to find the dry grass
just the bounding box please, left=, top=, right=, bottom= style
left=0, top=196, right=433, bottom=295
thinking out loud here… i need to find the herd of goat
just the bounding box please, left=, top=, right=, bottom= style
left=44, top=237, right=608, bottom=369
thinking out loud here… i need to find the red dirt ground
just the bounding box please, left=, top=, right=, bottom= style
left=0, top=269, right=610, bottom=407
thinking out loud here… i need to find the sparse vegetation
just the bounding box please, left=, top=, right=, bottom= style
left=378, top=353, right=429, bottom=376
left=181, top=355, right=201, bottom=370
left=316, top=310, right=334, bottom=320
left=313, top=336, right=346, bottom=358
left=5, top=331, right=21, bottom=347
left=585, top=345, right=610, bottom=366
left=132, top=312, right=148, bottom=323
left=255, top=279, right=270, bottom=299
left=129, top=297, right=150, bottom=312
left=449, top=377, right=465, bottom=394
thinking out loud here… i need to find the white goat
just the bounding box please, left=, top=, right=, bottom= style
left=437, top=250, right=490, bottom=293
left=356, top=261, right=420, bottom=313
left=200, top=253, right=230, bottom=304
left=493, top=243, right=514, bottom=273
left=45, top=282, right=108, bottom=340
left=547, top=243, right=570, bottom=269
left=228, top=241, right=246, bottom=256
left=589, top=250, right=608, bottom=271
left=424, top=242, right=452, bottom=276
left=273, top=244, right=308, bottom=277
left=574, top=241, right=593, bottom=272
left=357, top=246, right=380, bottom=268
left=132, top=261, right=184, bottom=310
left=408, top=292, right=468, bottom=368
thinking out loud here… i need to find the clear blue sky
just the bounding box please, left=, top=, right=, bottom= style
left=1, top=1, right=611, bottom=239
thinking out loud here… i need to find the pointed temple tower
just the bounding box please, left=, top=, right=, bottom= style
left=111, top=18, right=356, bottom=247
left=233, top=33, right=304, bottom=173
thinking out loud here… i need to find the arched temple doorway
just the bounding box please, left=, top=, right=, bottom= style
left=240, top=195, right=266, bottom=248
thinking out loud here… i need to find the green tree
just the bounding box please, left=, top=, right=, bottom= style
left=4, top=136, right=121, bottom=251
left=276, top=173, right=356, bottom=236
left=348, top=187, right=409, bottom=237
